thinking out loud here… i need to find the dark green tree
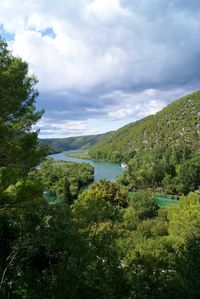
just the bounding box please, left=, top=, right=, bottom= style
left=0, top=39, right=46, bottom=194
left=175, top=236, right=200, bottom=299
left=128, top=191, right=158, bottom=222
left=0, top=38, right=46, bottom=297
left=176, top=155, right=200, bottom=194
left=64, top=178, right=72, bottom=204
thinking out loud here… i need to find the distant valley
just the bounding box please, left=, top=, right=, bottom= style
left=40, top=131, right=111, bottom=154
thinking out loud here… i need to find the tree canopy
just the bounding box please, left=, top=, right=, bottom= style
left=0, top=39, right=46, bottom=194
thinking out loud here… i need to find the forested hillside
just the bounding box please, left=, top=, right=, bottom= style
left=89, top=91, right=200, bottom=162
left=41, top=132, right=111, bottom=153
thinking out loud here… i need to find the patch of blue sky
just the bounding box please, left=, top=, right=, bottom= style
left=0, top=25, right=15, bottom=41
left=40, top=27, right=56, bottom=38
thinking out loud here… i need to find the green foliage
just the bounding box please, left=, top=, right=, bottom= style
left=82, top=179, right=129, bottom=208
left=175, top=154, right=200, bottom=194
left=71, top=183, right=129, bottom=299
left=121, top=145, right=200, bottom=195
left=117, top=192, right=200, bottom=298
left=137, top=218, right=168, bottom=238
left=175, top=236, right=200, bottom=299
left=168, top=192, right=200, bottom=242
left=124, top=237, right=177, bottom=299
left=0, top=189, right=83, bottom=299
left=0, top=39, right=47, bottom=193
left=38, top=158, right=94, bottom=203
left=128, top=191, right=159, bottom=222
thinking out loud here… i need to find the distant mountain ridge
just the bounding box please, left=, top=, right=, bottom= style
left=40, top=132, right=112, bottom=154
left=88, top=91, right=200, bottom=162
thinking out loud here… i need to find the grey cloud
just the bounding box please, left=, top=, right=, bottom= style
left=37, top=84, right=198, bottom=123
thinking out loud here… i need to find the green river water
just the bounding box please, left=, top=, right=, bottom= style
left=49, top=151, right=124, bottom=182
left=48, top=152, right=179, bottom=207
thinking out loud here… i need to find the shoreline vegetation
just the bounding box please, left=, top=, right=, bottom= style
left=64, top=150, right=125, bottom=164
left=49, top=151, right=180, bottom=208
left=63, top=151, right=180, bottom=206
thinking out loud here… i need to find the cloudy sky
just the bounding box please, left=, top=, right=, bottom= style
left=0, top=0, right=200, bottom=138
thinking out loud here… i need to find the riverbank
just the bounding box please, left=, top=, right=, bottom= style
left=49, top=151, right=124, bottom=182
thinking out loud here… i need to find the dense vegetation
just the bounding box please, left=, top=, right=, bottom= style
left=41, top=132, right=111, bottom=154
left=0, top=39, right=200, bottom=298
left=89, top=91, right=200, bottom=162
left=37, top=158, right=94, bottom=203
left=119, top=145, right=200, bottom=195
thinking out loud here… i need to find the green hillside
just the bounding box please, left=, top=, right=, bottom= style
left=89, top=91, right=200, bottom=162
left=41, top=132, right=111, bottom=153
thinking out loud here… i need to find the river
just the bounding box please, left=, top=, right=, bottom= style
left=48, top=152, right=179, bottom=208
left=49, top=151, right=124, bottom=182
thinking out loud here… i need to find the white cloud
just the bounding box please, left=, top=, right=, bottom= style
left=85, top=0, right=130, bottom=22
left=2, top=0, right=199, bottom=93
left=9, top=12, right=126, bottom=91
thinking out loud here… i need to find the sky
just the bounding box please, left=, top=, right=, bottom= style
left=0, top=0, right=200, bottom=138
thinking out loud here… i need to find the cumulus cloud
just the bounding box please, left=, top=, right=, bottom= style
left=0, top=0, right=199, bottom=137
left=85, top=0, right=130, bottom=22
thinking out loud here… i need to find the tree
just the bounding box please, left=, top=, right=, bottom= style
left=85, top=179, right=129, bottom=208
left=64, top=178, right=72, bottom=204
left=175, top=236, right=200, bottom=299
left=128, top=191, right=158, bottom=222
left=168, top=192, right=200, bottom=242
left=167, top=193, right=200, bottom=298
left=0, top=39, right=46, bottom=194
left=176, top=155, right=200, bottom=194
left=0, top=38, right=50, bottom=297
left=72, top=185, right=129, bottom=299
